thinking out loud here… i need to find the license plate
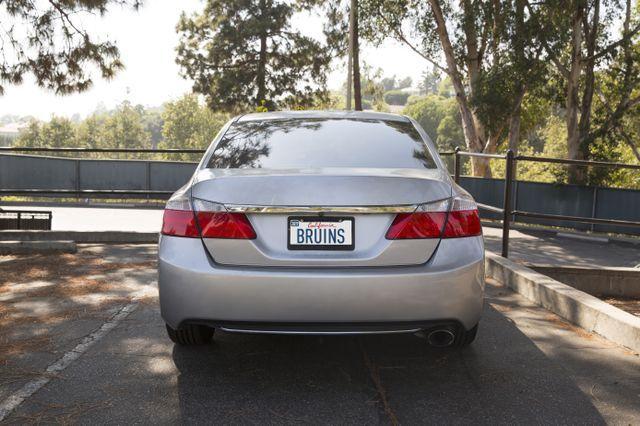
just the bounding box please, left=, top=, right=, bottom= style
left=288, top=217, right=355, bottom=250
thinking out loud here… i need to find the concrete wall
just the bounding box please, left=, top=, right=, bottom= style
left=529, top=265, right=640, bottom=298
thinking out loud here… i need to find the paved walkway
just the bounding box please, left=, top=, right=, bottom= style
left=0, top=245, right=638, bottom=423
left=483, top=226, right=640, bottom=268
left=3, top=205, right=639, bottom=267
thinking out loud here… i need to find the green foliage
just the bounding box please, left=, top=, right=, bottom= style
left=42, top=117, right=77, bottom=148
left=100, top=101, right=150, bottom=151
left=76, top=114, right=107, bottom=149
left=384, top=90, right=410, bottom=106
left=517, top=116, right=568, bottom=184
left=160, top=95, right=228, bottom=161
left=176, top=0, right=333, bottom=112
left=419, top=68, right=441, bottom=95
left=402, top=94, right=463, bottom=152
left=437, top=77, right=454, bottom=98
left=15, top=101, right=155, bottom=159
left=0, top=0, right=140, bottom=95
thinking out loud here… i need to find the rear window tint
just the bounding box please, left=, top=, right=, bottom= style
left=206, top=118, right=436, bottom=169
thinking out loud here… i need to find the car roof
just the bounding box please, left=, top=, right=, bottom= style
left=237, top=110, right=410, bottom=123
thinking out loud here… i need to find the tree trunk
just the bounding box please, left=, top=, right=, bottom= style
left=346, top=0, right=353, bottom=110
left=575, top=0, right=600, bottom=183
left=566, top=3, right=586, bottom=184
left=508, top=89, right=525, bottom=154
left=255, top=0, right=268, bottom=107
left=509, top=0, right=526, bottom=158
left=352, top=0, right=362, bottom=111
left=428, top=0, right=488, bottom=177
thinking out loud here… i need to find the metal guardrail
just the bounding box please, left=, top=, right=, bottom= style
left=0, top=147, right=206, bottom=154
left=442, top=148, right=640, bottom=257
left=2, top=146, right=640, bottom=257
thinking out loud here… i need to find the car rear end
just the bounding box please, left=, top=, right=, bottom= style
left=158, top=112, right=484, bottom=346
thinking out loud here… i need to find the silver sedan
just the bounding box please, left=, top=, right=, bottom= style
left=158, top=111, right=484, bottom=347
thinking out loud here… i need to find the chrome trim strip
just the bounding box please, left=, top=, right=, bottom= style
left=219, top=327, right=422, bottom=335
left=223, top=204, right=419, bottom=214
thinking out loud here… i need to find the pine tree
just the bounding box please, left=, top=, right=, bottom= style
left=0, top=1, right=140, bottom=95
left=176, top=0, right=333, bottom=112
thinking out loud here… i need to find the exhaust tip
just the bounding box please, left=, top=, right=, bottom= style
left=427, top=329, right=456, bottom=347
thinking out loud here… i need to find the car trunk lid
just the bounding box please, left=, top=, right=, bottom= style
left=191, top=168, right=452, bottom=267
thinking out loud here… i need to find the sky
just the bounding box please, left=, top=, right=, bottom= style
left=0, top=1, right=430, bottom=120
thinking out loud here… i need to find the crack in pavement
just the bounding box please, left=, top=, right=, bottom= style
left=0, top=302, right=139, bottom=422
left=359, top=339, right=400, bottom=426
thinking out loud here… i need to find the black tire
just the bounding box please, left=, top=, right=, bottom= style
left=166, top=324, right=214, bottom=345
left=459, top=324, right=478, bottom=347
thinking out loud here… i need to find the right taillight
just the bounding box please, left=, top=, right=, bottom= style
left=161, top=194, right=256, bottom=239
left=442, top=196, right=482, bottom=238
left=386, top=195, right=481, bottom=240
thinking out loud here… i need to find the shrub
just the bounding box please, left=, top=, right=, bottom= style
left=384, top=90, right=410, bottom=106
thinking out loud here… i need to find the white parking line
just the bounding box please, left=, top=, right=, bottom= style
left=0, top=302, right=139, bottom=421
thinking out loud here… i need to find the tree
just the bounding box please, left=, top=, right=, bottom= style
left=360, top=0, right=546, bottom=177
left=360, top=64, right=386, bottom=110
left=396, top=76, right=412, bottom=89
left=530, top=0, right=640, bottom=184
left=14, top=121, right=44, bottom=148
left=176, top=0, right=333, bottom=112
left=15, top=117, right=75, bottom=148
left=350, top=0, right=363, bottom=110
left=142, top=109, right=164, bottom=150
left=402, top=94, right=463, bottom=152
left=382, top=76, right=397, bottom=91
left=0, top=0, right=140, bottom=95
left=419, top=68, right=441, bottom=95
left=75, top=114, right=108, bottom=151
left=160, top=95, right=228, bottom=161
left=100, top=101, right=150, bottom=153
left=42, top=117, right=76, bottom=147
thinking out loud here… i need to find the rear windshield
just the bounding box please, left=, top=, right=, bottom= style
left=206, top=118, right=437, bottom=169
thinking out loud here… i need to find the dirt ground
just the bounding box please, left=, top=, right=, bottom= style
left=602, top=297, right=640, bottom=317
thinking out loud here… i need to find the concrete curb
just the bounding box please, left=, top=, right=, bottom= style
left=526, top=264, right=640, bottom=298
left=0, top=240, right=77, bottom=254
left=485, top=251, right=640, bottom=353
left=0, top=231, right=158, bottom=244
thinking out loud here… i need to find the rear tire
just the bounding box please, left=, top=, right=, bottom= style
left=459, top=324, right=478, bottom=347
left=166, top=324, right=214, bottom=345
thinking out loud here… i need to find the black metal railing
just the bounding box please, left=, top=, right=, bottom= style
left=442, top=148, right=640, bottom=257
left=0, top=147, right=206, bottom=154
left=0, top=209, right=52, bottom=230
left=2, top=146, right=640, bottom=257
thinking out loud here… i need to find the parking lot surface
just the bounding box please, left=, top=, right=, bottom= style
left=1, top=245, right=639, bottom=424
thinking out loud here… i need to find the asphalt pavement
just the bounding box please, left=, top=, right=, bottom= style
left=1, top=245, right=639, bottom=424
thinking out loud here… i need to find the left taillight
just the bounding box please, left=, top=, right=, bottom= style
left=161, top=191, right=199, bottom=237
left=161, top=195, right=256, bottom=239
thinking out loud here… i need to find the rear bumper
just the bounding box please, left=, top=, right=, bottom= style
left=158, top=235, right=485, bottom=332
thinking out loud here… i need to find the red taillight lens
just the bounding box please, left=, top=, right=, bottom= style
left=196, top=212, right=256, bottom=239
left=385, top=212, right=447, bottom=239
left=386, top=196, right=481, bottom=240
left=161, top=196, right=256, bottom=239
left=443, top=210, right=482, bottom=238
left=162, top=209, right=200, bottom=238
